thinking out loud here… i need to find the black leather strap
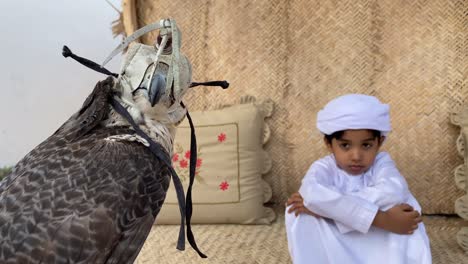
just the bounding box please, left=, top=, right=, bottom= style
left=111, top=98, right=206, bottom=258
left=62, top=45, right=119, bottom=78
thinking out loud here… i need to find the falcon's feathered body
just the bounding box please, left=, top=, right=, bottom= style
left=0, top=19, right=204, bottom=263
left=0, top=78, right=174, bottom=263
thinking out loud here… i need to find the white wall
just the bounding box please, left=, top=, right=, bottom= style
left=0, top=0, right=123, bottom=166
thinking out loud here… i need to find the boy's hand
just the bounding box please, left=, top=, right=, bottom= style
left=286, top=192, right=321, bottom=217
left=373, top=203, right=422, bottom=234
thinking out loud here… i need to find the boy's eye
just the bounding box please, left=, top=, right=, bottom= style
left=339, top=143, right=350, bottom=150
left=362, top=143, right=373, bottom=149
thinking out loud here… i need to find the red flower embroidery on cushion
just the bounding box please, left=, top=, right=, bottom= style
left=184, top=150, right=191, bottom=159
left=172, top=153, right=179, bottom=162
left=179, top=159, right=188, bottom=168
left=196, top=158, right=202, bottom=168
left=219, top=181, right=229, bottom=191
left=218, top=133, right=227, bottom=142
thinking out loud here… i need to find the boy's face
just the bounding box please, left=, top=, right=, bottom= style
left=325, top=129, right=383, bottom=175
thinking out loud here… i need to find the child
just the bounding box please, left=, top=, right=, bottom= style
left=285, top=94, right=432, bottom=264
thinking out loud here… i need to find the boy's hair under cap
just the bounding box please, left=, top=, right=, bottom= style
left=316, top=94, right=391, bottom=136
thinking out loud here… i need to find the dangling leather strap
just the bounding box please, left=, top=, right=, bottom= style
left=180, top=102, right=206, bottom=257
left=110, top=97, right=206, bottom=258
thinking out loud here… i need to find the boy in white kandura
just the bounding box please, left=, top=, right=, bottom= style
left=285, top=94, right=431, bottom=264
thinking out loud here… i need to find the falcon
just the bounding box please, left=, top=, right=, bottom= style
left=0, top=19, right=225, bottom=263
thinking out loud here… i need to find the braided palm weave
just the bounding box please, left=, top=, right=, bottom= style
left=123, top=0, right=467, bottom=215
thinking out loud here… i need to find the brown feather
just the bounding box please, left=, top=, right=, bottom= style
left=0, top=78, right=171, bottom=263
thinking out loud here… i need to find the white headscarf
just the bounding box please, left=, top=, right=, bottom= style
left=316, top=94, right=391, bottom=135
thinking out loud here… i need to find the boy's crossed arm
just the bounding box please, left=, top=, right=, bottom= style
left=286, top=192, right=421, bottom=235
left=288, top=155, right=422, bottom=235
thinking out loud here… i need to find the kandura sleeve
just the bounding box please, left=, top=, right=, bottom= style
left=348, top=153, right=410, bottom=210
left=299, top=162, right=379, bottom=234
left=334, top=153, right=411, bottom=233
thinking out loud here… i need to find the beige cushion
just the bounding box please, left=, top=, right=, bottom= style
left=450, top=110, right=468, bottom=252
left=156, top=98, right=276, bottom=224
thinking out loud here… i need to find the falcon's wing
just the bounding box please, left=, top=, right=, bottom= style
left=0, top=77, right=115, bottom=193
left=55, top=76, right=115, bottom=139
left=0, top=127, right=171, bottom=263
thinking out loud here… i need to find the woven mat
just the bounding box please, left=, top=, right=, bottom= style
left=126, top=0, right=467, bottom=214
left=135, top=215, right=468, bottom=264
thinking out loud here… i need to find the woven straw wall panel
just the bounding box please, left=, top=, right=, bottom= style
left=129, top=0, right=467, bottom=214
